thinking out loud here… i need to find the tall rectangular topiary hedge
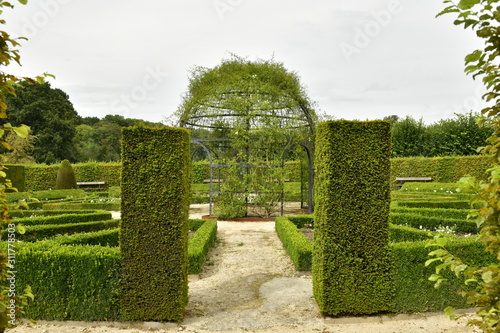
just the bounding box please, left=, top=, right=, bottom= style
left=120, top=126, right=191, bottom=321
left=313, top=120, right=393, bottom=315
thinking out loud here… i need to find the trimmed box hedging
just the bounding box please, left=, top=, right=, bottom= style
left=9, top=210, right=112, bottom=226
left=391, top=155, right=491, bottom=185
left=390, top=207, right=470, bottom=220
left=389, top=224, right=435, bottom=243
left=9, top=209, right=97, bottom=218
left=24, top=164, right=58, bottom=191
left=389, top=213, right=477, bottom=234
left=313, top=120, right=393, bottom=316
left=121, top=126, right=191, bottom=322
left=11, top=219, right=119, bottom=241
left=391, top=237, right=494, bottom=313
left=275, top=216, right=313, bottom=271
left=393, top=200, right=471, bottom=209
left=188, top=220, right=217, bottom=274
left=43, top=202, right=121, bottom=211
left=51, top=228, right=120, bottom=247
left=16, top=243, right=121, bottom=320
left=5, top=164, right=25, bottom=192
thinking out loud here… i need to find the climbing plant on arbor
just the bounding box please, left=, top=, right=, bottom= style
left=177, top=56, right=317, bottom=218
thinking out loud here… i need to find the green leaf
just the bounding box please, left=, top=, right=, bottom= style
left=482, top=270, right=493, bottom=283
left=457, top=0, right=480, bottom=10
left=425, top=257, right=442, bottom=267
left=13, top=124, right=30, bottom=138
left=17, top=0, right=28, bottom=4
left=444, top=306, right=457, bottom=320
left=465, top=50, right=482, bottom=64
left=436, top=5, right=461, bottom=18
left=16, top=224, right=25, bottom=234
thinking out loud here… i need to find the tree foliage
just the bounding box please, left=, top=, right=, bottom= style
left=4, top=81, right=80, bottom=164
left=391, top=112, right=491, bottom=157
left=426, top=1, right=500, bottom=331
left=73, top=115, right=164, bottom=162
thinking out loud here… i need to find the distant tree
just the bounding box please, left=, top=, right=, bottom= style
left=81, top=116, right=100, bottom=126
left=426, top=112, right=491, bottom=156
left=383, top=115, right=400, bottom=124
left=4, top=82, right=80, bottom=164
left=391, top=116, right=428, bottom=157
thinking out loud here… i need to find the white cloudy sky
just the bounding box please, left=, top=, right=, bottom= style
left=2, top=0, right=487, bottom=124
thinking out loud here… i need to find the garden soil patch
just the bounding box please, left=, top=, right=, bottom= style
left=10, top=204, right=482, bottom=333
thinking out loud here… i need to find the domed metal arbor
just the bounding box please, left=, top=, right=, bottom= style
left=177, top=57, right=317, bottom=217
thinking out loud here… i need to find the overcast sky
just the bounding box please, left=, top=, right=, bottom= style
left=2, top=0, right=487, bottom=124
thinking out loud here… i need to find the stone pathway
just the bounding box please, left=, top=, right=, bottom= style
left=183, top=221, right=323, bottom=332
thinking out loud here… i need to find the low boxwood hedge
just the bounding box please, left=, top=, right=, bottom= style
left=12, top=219, right=120, bottom=241
left=188, top=220, right=217, bottom=274
left=390, top=207, right=470, bottom=220
left=392, top=200, right=471, bottom=209
left=10, top=211, right=112, bottom=226
left=275, top=216, right=313, bottom=271
left=17, top=243, right=121, bottom=321
left=43, top=202, right=121, bottom=211
left=391, top=237, right=493, bottom=313
left=51, top=228, right=120, bottom=247
left=390, top=212, right=477, bottom=234
left=9, top=209, right=98, bottom=218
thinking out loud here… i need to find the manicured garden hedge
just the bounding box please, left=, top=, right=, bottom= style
left=391, top=237, right=493, bottom=313
left=23, top=163, right=121, bottom=191
left=10, top=210, right=112, bottom=226
left=313, top=120, right=393, bottom=316
left=275, top=216, right=313, bottom=271
left=9, top=209, right=97, bottom=218
left=13, top=220, right=119, bottom=241
left=121, top=126, right=191, bottom=322
left=43, top=201, right=121, bottom=211
left=393, top=200, right=471, bottom=209
left=391, top=155, right=491, bottom=185
left=17, top=243, right=121, bottom=321
left=188, top=220, right=217, bottom=274
left=390, top=207, right=470, bottom=220
left=389, top=213, right=477, bottom=234
left=51, top=228, right=120, bottom=247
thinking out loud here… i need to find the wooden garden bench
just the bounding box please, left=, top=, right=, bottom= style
left=77, top=181, right=105, bottom=191
left=394, top=177, right=432, bottom=189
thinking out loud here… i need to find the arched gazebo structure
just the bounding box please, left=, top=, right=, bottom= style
left=177, top=56, right=317, bottom=217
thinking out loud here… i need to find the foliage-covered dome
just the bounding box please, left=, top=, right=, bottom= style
left=177, top=56, right=317, bottom=134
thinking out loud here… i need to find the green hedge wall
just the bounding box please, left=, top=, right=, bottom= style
left=121, top=126, right=191, bottom=322
left=313, top=120, right=393, bottom=316
left=23, top=163, right=121, bottom=191
left=5, top=164, right=25, bottom=192
left=391, top=155, right=491, bottom=185
left=391, top=237, right=493, bottom=313
left=17, top=243, right=121, bottom=320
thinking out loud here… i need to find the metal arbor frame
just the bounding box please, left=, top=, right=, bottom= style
left=178, top=59, right=316, bottom=217
left=190, top=137, right=315, bottom=216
